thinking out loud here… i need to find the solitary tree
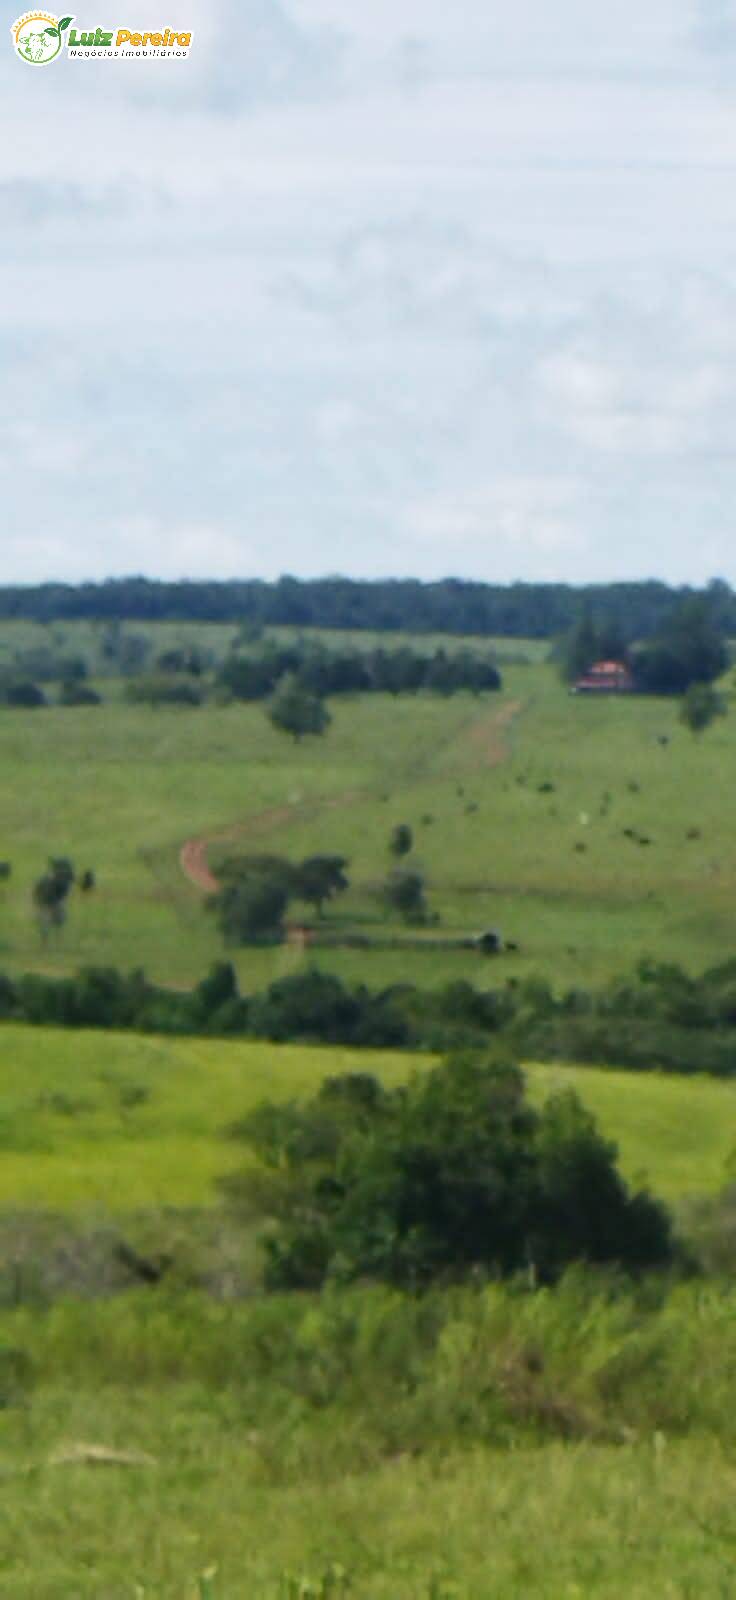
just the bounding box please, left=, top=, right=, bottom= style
left=383, top=868, right=428, bottom=925
left=215, top=873, right=289, bottom=945
left=389, top=823, right=413, bottom=858
left=235, top=1056, right=673, bottom=1291
left=33, top=858, right=75, bottom=943
left=295, top=856, right=349, bottom=916
left=679, top=682, right=726, bottom=737
left=267, top=674, right=331, bottom=742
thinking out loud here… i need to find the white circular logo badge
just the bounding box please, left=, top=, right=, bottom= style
left=12, top=12, right=73, bottom=66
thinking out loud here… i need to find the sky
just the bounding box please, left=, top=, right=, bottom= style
left=3, top=0, right=736, bottom=587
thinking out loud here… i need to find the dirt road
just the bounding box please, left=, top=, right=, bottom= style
left=179, top=699, right=525, bottom=895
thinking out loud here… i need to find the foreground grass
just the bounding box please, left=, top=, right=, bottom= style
left=0, top=1024, right=734, bottom=1211
left=4, top=1279, right=736, bottom=1595
left=2, top=1422, right=734, bottom=1597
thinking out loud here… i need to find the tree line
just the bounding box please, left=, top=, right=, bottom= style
left=3, top=956, right=736, bottom=1075
left=219, top=641, right=503, bottom=701
left=559, top=595, right=730, bottom=696
left=0, top=575, right=734, bottom=639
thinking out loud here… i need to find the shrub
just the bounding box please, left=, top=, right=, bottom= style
left=59, top=682, right=101, bottom=707
left=236, top=1055, right=673, bottom=1291
left=2, top=682, right=46, bottom=708
left=383, top=869, right=428, bottom=925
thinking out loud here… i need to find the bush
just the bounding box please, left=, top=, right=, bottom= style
left=2, top=682, right=46, bottom=708
left=59, top=682, right=101, bottom=707
left=383, top=869, right=428, bottom=925
left=235, top=1055, right=673, bottom=1290
left=247, top=970, right=400, bottom=1046
left=390, top=824, right=413, bottom=858
left=210, top=855, right=299, bottom=945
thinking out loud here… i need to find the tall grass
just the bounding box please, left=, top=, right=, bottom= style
left=7, top=1273, right=736, bottom=1455
left=5, top=1279, right=736, bottom=1593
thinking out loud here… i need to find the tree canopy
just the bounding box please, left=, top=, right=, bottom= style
left=679, top=682, right=727, bottom=736
left=267, top=674, right=331, bottom=741
left=0, top=575, right=733, bottom=642
left=228, top=1055, right=673, bottom=1289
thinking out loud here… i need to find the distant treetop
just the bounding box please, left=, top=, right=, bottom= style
left=0, top=575, right=733, bottom=640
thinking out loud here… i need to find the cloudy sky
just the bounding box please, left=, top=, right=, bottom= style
left=3, top=0, right=736, bottom=585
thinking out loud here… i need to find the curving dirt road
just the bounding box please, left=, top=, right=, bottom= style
left=179, top=804, right=298, bottom=895
left=179, top=836, right=221, bottom=896
left=179, top=796, right=361, bottom=896
left=179, top=700, right=526, bottom=896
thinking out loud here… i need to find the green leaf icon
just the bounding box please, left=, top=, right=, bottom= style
left=59, top=16, right=74, bottom=29
left=45, top=26, right=59, bottom=35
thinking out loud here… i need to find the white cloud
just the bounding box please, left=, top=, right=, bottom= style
left=2, top=0, right=736, bottom=585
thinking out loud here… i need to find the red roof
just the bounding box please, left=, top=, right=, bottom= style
left=574, top=660, right=634, bottom=693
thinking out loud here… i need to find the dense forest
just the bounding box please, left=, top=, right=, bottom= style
left=1, top=575, right=734, bottom=638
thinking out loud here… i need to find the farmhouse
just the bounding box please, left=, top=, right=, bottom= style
left=572, top=660, right=634, bottom=695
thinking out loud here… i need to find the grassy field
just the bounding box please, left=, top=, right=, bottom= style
left=1, top=633, right=736, bottom=994
left=0, top=1023, right=733, bottom=1211
left=0, top=616, right=546, bottom=669
left=0, top=1410, right=734, bottom=1597
left=3, top=627, right=736, bottom=1595
left=0, top=1022, right=733, bottom=1595
left=3, top=1269, right=736, bottom=1595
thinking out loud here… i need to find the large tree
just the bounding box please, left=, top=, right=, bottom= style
left=231, top=1056, right=673, bottom=1290
left=267, top=674, right=331, bottom=742
left=383, top=868, right=428, bottom=924
left=634, top=598, right=727, bottom=694
left=295, top=856, right=349, bottom=916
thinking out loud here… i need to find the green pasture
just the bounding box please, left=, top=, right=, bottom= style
left=0, top=1411, right=733, bottom=1597
left=4, top=1273, right=736, bottom=1594
left=0, top=616, right=533, bottom=673
left=0, top=637, right=735, bottom=992
left=0, top=1023, right=732, bottom=1211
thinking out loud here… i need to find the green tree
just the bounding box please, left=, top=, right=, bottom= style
left=219, top=855, right=296, bottom=898
left=235, top=1055, right=673, bottom=1290
left=2, top=682, right=46, bottom=709
left=679, top=682, right=726, bottom=736
left=267, top=674, right=331, bottom=742
left=295, top=856, right=349, bottom=916
left=389, top=824, right=413, bottom=858
left=383, top=868, right=427, bottom=924
left=214, top=873, right=289, bottom=945
left=59, top=682, right=101, bottom=707
left=559, top=612, right=599, bottom=684
left=634, top=598, right=727, bottom=695
left=33, top=858, right=75, bottom=943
